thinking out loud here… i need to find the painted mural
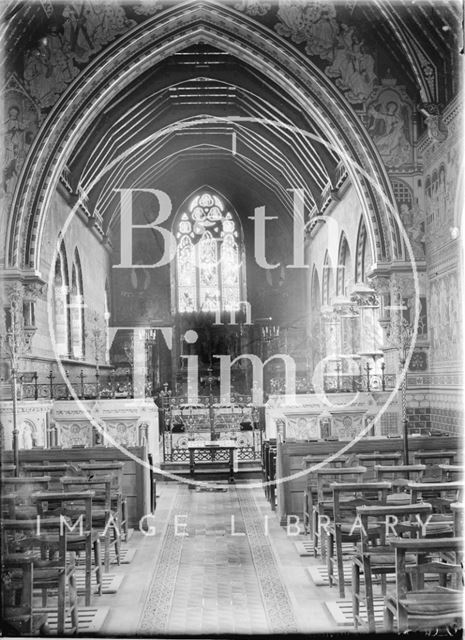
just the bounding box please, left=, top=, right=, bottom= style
left=1, top=76, right=41, bottom=200
left=366, top=80, right=414, bottom=168
left=424, top=141, right=461, bottom=248
left=429, top=271, right=461, bottom=363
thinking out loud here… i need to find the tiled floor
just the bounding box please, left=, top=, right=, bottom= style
left=99, top=482, right=344, bottom=636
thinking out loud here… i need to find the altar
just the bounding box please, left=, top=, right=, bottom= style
left=159, top=396, right=264, bottom=464
left=187, top=440, right=238, bottom=483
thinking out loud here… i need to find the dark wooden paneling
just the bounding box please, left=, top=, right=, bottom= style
left=276, top=436, right=462, bottom=523
left=2, top=446, right=150, bottom=527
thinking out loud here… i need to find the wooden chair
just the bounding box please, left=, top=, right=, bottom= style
left=408, top=481, right=463, bottom=537
left=61, top=476, right=121, bottom=572
left=22, top=463, right=73, bottom=491
left=78, top=461, right=129, bottom=541
left=352, top=502, right=432, bottom=632
left=1, top=463, right=17, bottom=477
left=301, top=454, right=348, bottom=537
left=1, top=521, right=78, bottom=636
left=1, top=476, right=52, bottom=519
left=374, top=464, right=425, bottom=505
left=438, top=464, right=463, bottom=482
left=326, top=481, right=391, bottom=597
left=311, top=465, right=367, bottom=559
left=1, top=555, right=47, bottom=636
left=356, top=452, right=401, bottom=480
left=413, top=451, right=457, bottom=481
left=34, top=489, right=101, bottom=606
left=262, top=441, right=277, bottom=510
left=384, top=537, right=463, bottom=632
left=450, top=503, right=463, bottom=536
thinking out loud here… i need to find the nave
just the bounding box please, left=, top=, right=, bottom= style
left=1, top=443, right=463, bottom=637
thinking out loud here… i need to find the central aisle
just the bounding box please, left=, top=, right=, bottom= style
left=138, top=483, right=297, bottom=635
left=100, top=481, right=340, bottom=636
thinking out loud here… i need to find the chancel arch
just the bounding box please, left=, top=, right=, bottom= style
left=4, top=1, right=407, bottom=276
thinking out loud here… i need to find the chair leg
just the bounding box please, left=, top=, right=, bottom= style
left=384, top=602, right=394, bottom=632
left=327, top=530, right=334, bottom=588
left=94, top=539, right=102, bottom=595
left=122, top=501, right=129, bottom=541
left=335, top=529, right=345, bottom=598
left=113, top=523, right=121, bottom=566
left=381, top=573, right=387, bottom=595
left=57, top=570, right=66, bottom=636
left=85, top=537, right=92, bottom=607
left=352, top=561, right=361, bottom=630
left=104, top=528, right=110, bottom=573
left=320, top=524, right=327, bottom=563
left=363, top=556, right=376, bottom=633
left=312, top=509, right=319, bottom=557
left=69, top=570, right=79, bottom=634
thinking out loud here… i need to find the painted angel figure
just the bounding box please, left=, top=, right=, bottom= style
left=367, top=101, right=411, bottom=167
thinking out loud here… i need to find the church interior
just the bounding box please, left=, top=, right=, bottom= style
left=0, top=0, right=463, bottom=636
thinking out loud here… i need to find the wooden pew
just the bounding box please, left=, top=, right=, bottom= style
left=275, top=435, right=461, bottom=525
left=2, top=446, right=150, bottom=527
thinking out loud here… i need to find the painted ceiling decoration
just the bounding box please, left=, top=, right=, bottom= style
left=0, top=0, right=459, bottom=273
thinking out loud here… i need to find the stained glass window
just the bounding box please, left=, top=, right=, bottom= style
left=176, top=191, right=242, bottom=313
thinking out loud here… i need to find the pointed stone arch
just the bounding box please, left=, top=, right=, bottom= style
left=6, top=1, right=400, bottom=274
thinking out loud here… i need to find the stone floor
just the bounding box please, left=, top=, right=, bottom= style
left=97, top=481, right=346, bottom=636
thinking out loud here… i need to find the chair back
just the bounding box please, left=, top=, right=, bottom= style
left=315, top=466, right=367, bottom=504
left=390, top=536, right=463, bottom=598
left=408, top=481, right=463, bottom=512
left=61, top=475, right=112, bottom=512
left=78, top=462, right=124, bottom=496
left=34, top=489, right=95, bottom=531
left=356, top=452, right=401, bottom=480
left=374, top=464, right=425, bottom=490
left=2, top=477, right=52, bottom=518
left=331, top=481, right=392, bottom=524
left=355, top=502, right=432, bottom=554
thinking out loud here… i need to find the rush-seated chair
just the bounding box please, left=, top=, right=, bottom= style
left=326, top=481, right=391, bottom=598
left=312, top=465, right=367, bottom=559
left=301, top=455, right=348, bottom=537
left=352, top=502, right=432, bottom=633
left=1, top=521, right=78, bottom=636
left=384, top=537, right=463, bottom=633
left=374, top=464, right=425, bottom=505
left=61, top=476, right=121, bottom=572
left=408, top=481, right=463, bottom=538
left=34, top=489, right=101, bottom=606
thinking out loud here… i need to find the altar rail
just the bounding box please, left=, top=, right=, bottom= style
left=274, top=435, right=462, bottom=525
left=1, top=446, right=151, bottom=527
left=13, top=368, right=399, bottom=402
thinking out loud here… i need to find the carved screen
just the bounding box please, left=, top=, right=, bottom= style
left=176, top=192, right=242, bottom=313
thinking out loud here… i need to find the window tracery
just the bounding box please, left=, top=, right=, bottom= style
left=176, top=191, right=242, bottom=313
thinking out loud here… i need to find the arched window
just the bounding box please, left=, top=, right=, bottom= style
left=322, top=252, right=333, bottom=306
left=54, top=242, right=70, bottom=357
left=176, top=190, right=243, bottom=313
left=104, top=283, right=111, bottom=364
left=336, top=235, right=352, bottom=296
left=70, top=249, right=85, bottom=359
